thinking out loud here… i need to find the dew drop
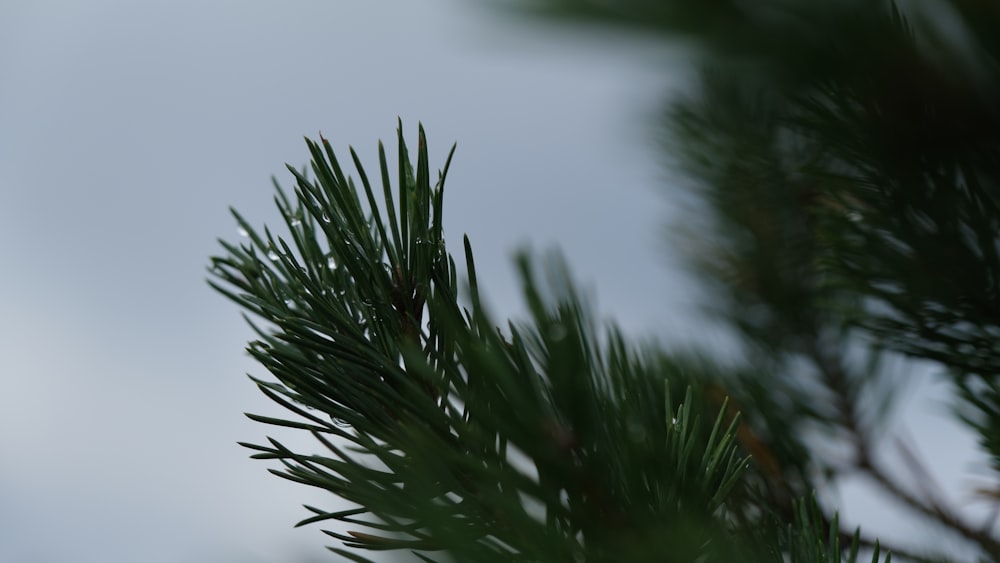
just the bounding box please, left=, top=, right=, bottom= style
left=845, top=210, right=863, bottom=223
left=237, top=227, right=249, bottom=237
left=321, top=213, right=331, bottom=223
left=291, top=217, right=302, bottom=227
left=284, top=298, right=295, bottom=308
left=268, top=250, right=280, bottom=261
left=327, top=256, right=337, bottom=269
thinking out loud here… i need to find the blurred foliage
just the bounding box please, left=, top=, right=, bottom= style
left=508, top=0, right=1000, bottom=559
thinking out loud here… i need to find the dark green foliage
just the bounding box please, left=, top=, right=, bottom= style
left=510, top=0, right=1000, bottom=560
left=210, top=1, right=1000, bottom=561
left=209, top=123, right=895, bottom=561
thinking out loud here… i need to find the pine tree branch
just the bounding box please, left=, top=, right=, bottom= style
left=808, top=331, right=1000, bottom=559
left=858, top=454, right=1000, bottom=561
left=215, top=126, right=805, bottom=561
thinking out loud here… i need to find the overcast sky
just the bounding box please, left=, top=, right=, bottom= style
left=0, top=1, right=992, bottom=562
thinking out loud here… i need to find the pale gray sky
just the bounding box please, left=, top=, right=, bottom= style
left=0, top=1, right=989, bottom=562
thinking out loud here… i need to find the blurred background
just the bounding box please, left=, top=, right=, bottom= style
left=0, top=1, right=986, bottom=561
